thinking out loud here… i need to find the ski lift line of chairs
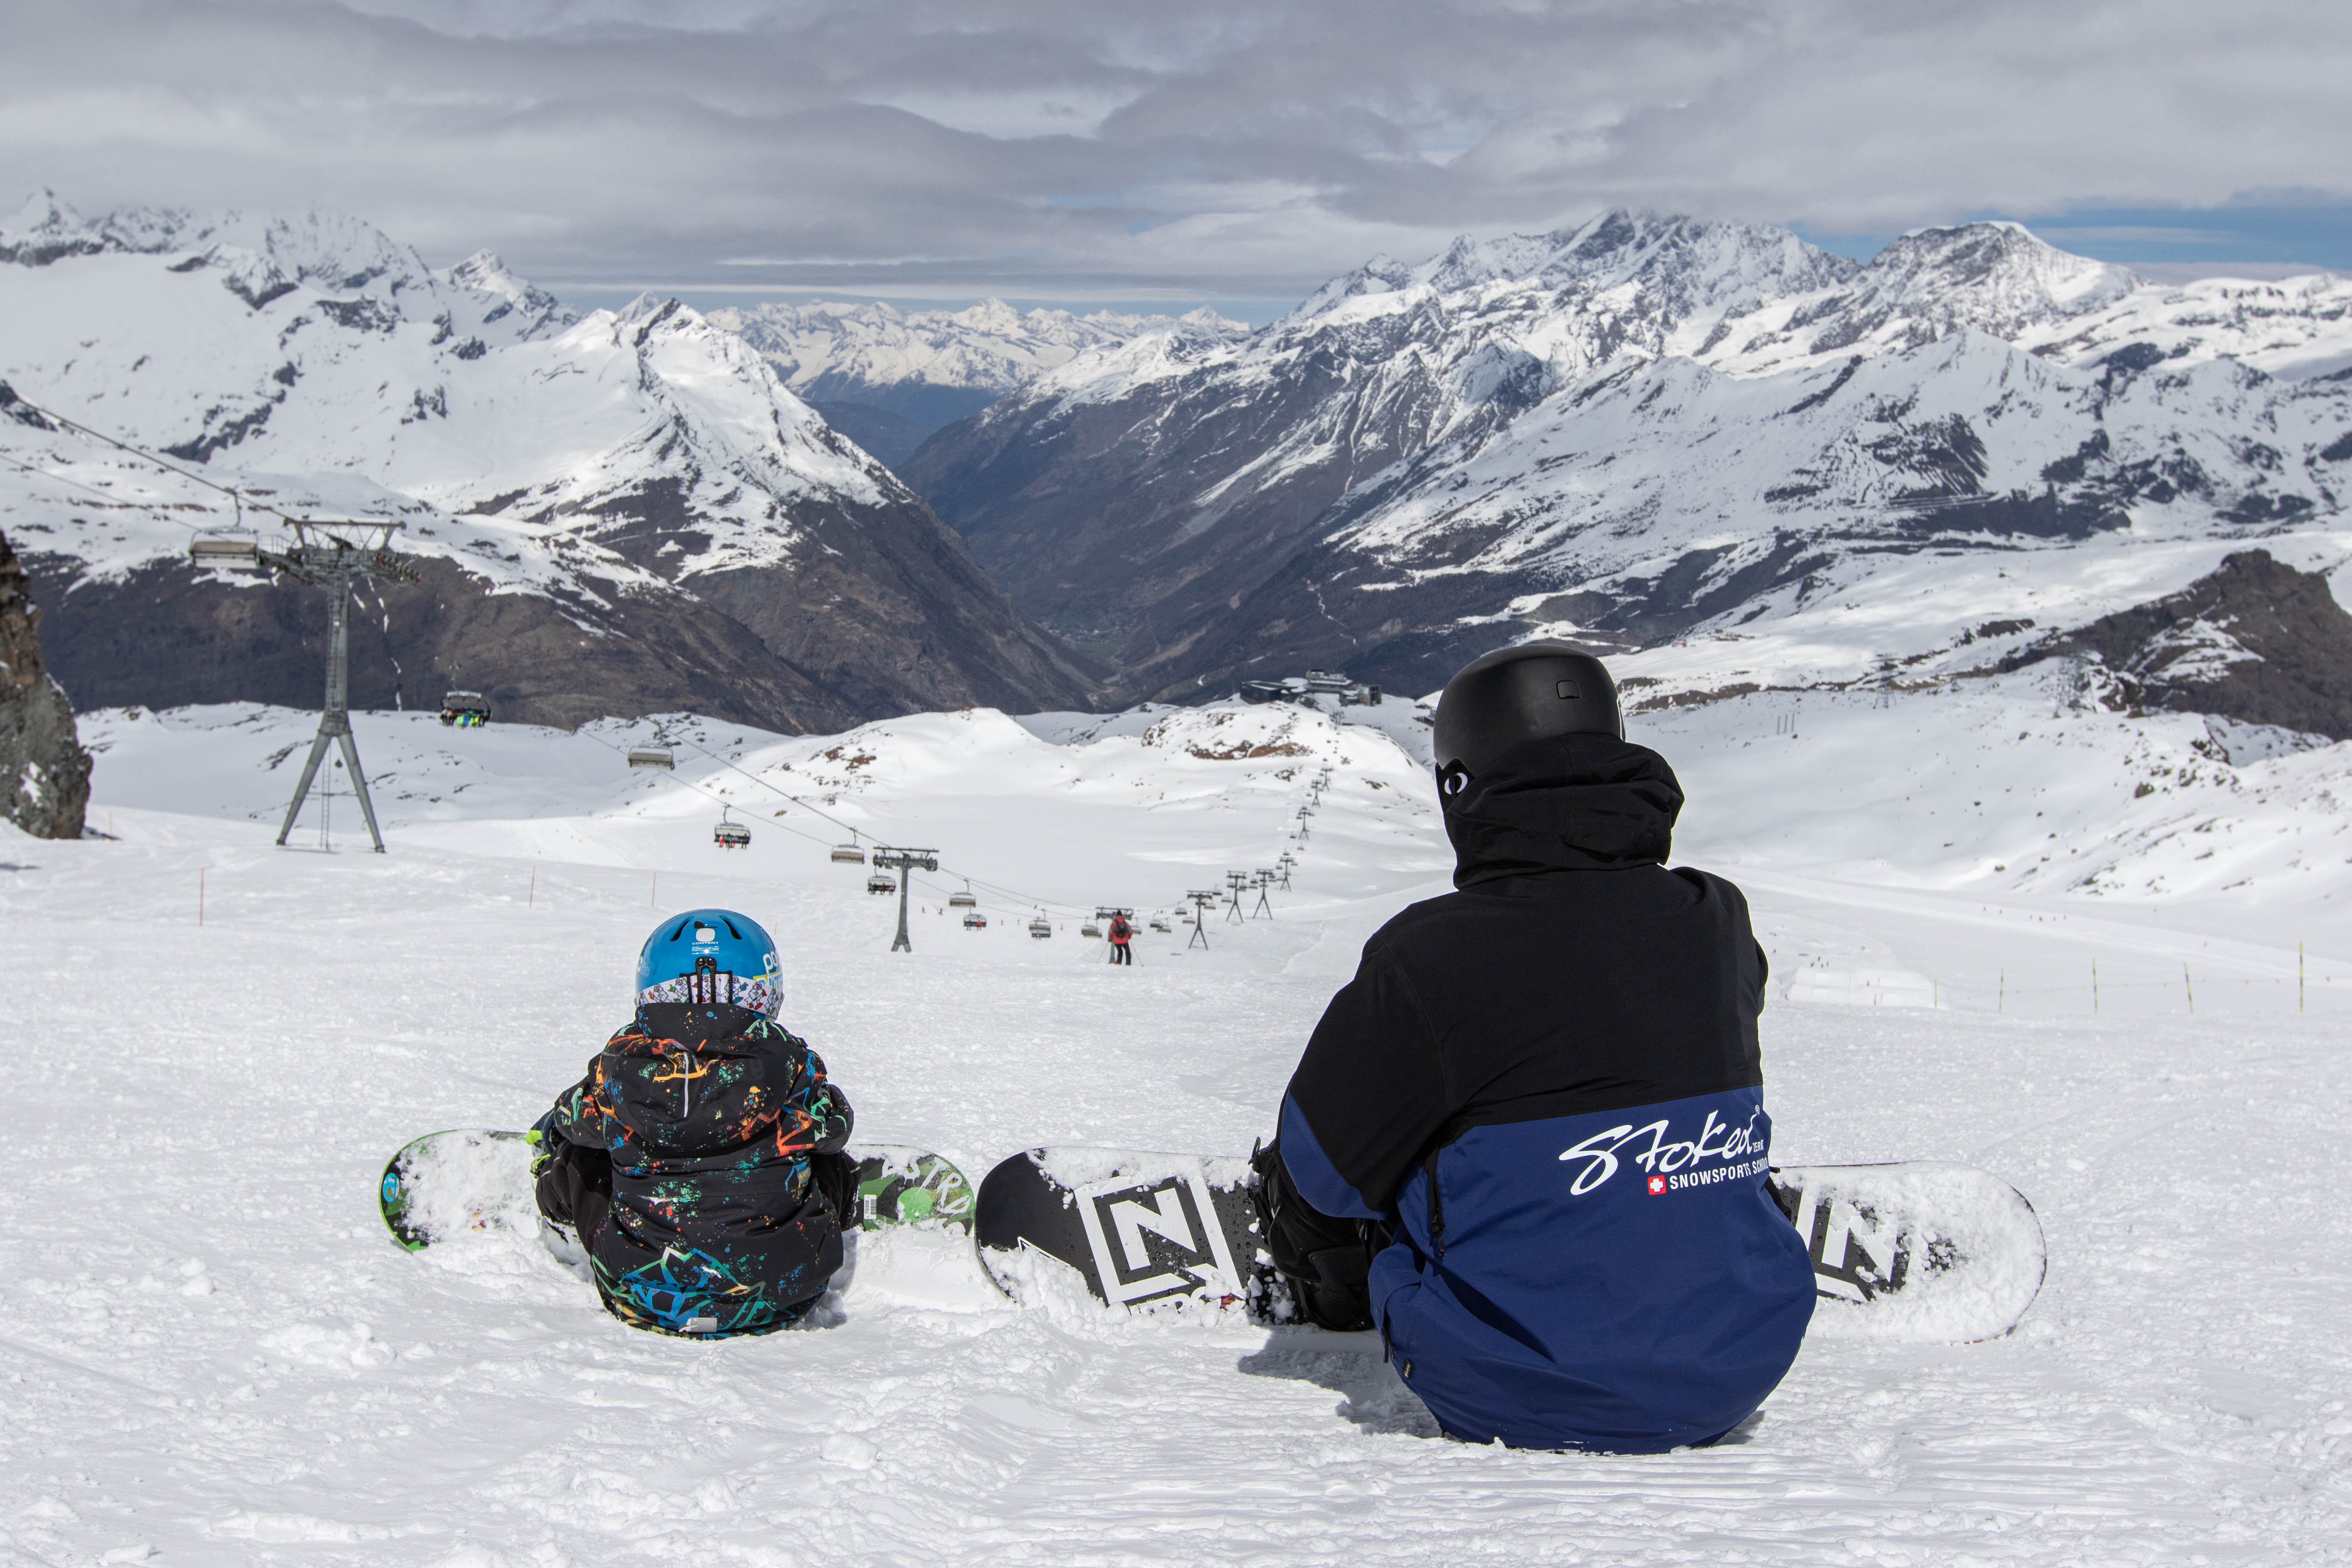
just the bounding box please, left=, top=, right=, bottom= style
left=440, top=689, right=490, bottom=728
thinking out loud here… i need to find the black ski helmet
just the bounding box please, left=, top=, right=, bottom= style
left=1431, top=641, right=1623, bottom=795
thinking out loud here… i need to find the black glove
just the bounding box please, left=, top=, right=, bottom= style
left=1250, top=1139, right=1390, bottom=1332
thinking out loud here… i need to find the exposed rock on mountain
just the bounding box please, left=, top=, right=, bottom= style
left=707, top=298, right=1241, bottom=438
left=2010, top=550, right=2352, bottom=739
left=906, top=210, right=2352, bottom=702
left=0, top=524, right=90, bottom=838
left=0, top=193, right=1094, bottom=732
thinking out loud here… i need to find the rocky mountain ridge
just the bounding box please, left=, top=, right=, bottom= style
left=707, top=297, right=1245, bottom=436
left=903, top=210, right=2352, bottom=702
left=0, top=192, right=1095, bottom=733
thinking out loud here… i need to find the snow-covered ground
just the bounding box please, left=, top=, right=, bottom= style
left=3, top=691, right=2348, bottom=1565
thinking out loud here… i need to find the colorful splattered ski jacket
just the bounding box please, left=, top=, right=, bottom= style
left=546, top=1015, right=854, bottom=1337
left=1275, top=733, right=1815, bottom=1452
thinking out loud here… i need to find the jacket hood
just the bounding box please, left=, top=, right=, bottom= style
left=1442, top=733, right=1683, bottom=886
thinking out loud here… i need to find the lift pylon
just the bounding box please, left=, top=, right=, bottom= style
left=872, top=846, right=940, bottom=952
left=212, top=520, right=420, bottom=853
left=1185, top=889, right=1220, bottom=950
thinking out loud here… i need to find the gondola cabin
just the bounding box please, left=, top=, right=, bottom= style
left=627, top=747, right=675, bottom=771
left=867, top=873, right=896, bottom=895
left=830, top=843, right=867, bottom=865
left=962, top=912, right=988, bottom=930
left=440, top=690, right=490, bottom=728
left=1028, top=914, right=1053, bottom=940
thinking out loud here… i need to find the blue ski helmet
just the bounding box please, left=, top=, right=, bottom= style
left=635, top=909, right=783, bottom=1019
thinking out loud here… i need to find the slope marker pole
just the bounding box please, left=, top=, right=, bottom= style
left=2184, top=962, right=2195, bottom=1014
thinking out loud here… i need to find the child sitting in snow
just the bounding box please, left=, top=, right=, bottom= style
left=532, top=908, right=856, bottom=1337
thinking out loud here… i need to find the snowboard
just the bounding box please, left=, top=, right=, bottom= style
left=972, top=1148, right=2044, bottom=1341
left=973, top=1148, right=1284, bottom=1320
left=1770, top=1161, right=2045, bottom=1342
left=378, top=1129, right=974, bottom=1252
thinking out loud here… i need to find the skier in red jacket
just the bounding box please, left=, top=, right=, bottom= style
left=1106, top=912, right=1134, bottom=965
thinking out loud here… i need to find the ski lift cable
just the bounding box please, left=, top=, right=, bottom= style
left=0, top=450, right=212, bottom=527
left=663, top=732, right=1097, bottom=915
left=10, top=398, right=349, bottom=531
left=11, top=400, right=427, bottom=553
left=572, top=725, right=848, bottom=855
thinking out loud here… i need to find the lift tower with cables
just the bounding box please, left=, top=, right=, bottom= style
left=193, top=519, right=420, bottom=853
left=873, top=846, right=939, bottom=952
left=1186, top=889, right=1220, bottom=951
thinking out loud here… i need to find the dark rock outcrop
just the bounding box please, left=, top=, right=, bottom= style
left=2009, top=550, right=2352, bottom=738
left=0, top=527, right=90, bottom=837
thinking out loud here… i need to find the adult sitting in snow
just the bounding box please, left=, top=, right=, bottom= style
left=1253, top=643, right=1815, bottom=1452
left=532, top=908, right=856, bottom=1337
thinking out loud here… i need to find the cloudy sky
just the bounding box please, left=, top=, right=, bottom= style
left=4, top=0, right=2346, bottom=318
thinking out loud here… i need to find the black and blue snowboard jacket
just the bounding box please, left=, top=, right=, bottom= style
left=545, top=1014, right=854, bottom=1338
left=1274, top=732, right=1815, bottom=1452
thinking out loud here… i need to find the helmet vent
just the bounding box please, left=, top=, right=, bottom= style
left=1557, top=680, right=1580, bottom=699
left=695, top=926, right=718, bottom=942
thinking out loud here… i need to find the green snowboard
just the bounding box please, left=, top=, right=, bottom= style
left=378, top=1129, right=974, bottom=1251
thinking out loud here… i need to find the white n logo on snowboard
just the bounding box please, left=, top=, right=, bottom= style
left=1072, top=1164, right=1246, bottom=1308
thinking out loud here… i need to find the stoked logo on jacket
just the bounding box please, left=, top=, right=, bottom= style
left=1557, top=1106, right=1767, bottom=1197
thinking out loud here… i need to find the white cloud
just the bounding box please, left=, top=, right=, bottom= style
left=0, top=0, right=2343, bottom=302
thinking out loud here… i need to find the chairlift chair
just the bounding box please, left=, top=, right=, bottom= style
left=627, top=746, right=674, bottom=770
left=1149, top=914, right=1172, bottom=933
left=1081, top=920, right=1102, bottom=938
left=189, top=533, right=261, bottom=571
left=830, top=842, right=867, bottom=865
left=962, top=912, right=988, bottom=930
left=1028, top=911, right=1053, bottom=940
left=713, top=806, right=750, bottom=849
left=948, top=884, right=977, bottom=909
left=439, top=689, right=490, bottom=728
left=867, top=872, right=897, bottom=895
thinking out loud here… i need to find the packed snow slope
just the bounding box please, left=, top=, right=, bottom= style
left=903, top=210, right=2352, bottom=704
left=705, top=299, right=1246, bottom=440
left=0, top=190, right=1093, bottom=732
left=4, top=688, right=2347, bottom=1565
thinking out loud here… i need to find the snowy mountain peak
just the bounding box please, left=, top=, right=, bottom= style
left=706, top=296, right=1245, bottom=430
left=0, top=188, right=108, bottom=265
left=1865, top=221, right=2141, bottom=322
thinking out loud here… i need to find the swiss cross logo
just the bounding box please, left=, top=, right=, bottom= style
left=1647, top=1175, right=1667, bottom=1195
